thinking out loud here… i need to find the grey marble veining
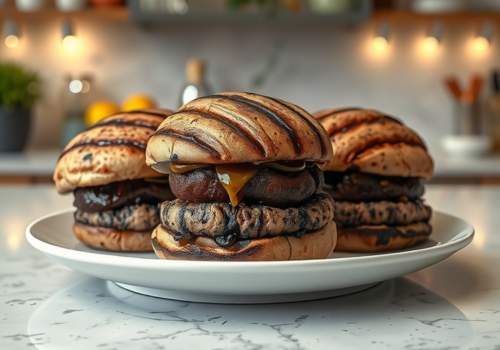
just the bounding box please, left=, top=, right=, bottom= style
left=1, top=185, right=500, bottom=349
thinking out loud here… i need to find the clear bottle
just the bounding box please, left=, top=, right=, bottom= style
left=178, top=58, right=212, bottom=107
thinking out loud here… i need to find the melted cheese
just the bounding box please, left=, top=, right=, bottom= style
left=215, top=165, right=257, bottom=207
left=169, top=163, right=208, bottom=174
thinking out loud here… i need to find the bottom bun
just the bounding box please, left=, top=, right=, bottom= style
left=73, top=223, right=153, bottom=252
left=336, top=222, right=432, bottom=252
left=151, top=221, right=337, bottom=261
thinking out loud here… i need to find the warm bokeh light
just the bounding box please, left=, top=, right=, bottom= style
left=417, top=36, right=441, bottom=60
left=467, top=36, right=490, bottom=58
left=69, top=79, right=83, bottom=94
left=62, top=35, right=80, bottom=52
left=365, top=35, right=391, bottom=61
left=4, top=35, right=19, bottom=49
left=5, top=218, right=25, bottom=252
left=372, top=36, right=389, bottom=52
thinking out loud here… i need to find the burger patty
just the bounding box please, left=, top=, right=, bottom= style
left=159, top=193, right=333, bottom=246
left=334, top=199, right=432, bottom=227
left=73, top=179, right=173, bottom=212
left=169, top=166, right=322, bottom=207
left=325, top=172, right=424, bottom=201
left=74, top=203, right=160, bottom=231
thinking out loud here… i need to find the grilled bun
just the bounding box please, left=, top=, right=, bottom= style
left=151, top=221, right=337, bottom=261
left=73, top=223, right=153, bottom=252
left=315, top=108, right=433, bottom=179
left=336, top=222, right=432, bottom=252
left=146, top=92, right=332, bottom=169
left=54, top=109, right=173, bottom=193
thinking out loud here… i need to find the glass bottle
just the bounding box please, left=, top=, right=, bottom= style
left=178, top=58, right=212, bottom=107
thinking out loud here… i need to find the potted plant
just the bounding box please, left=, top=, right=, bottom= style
left=0, top=62, right=40, bottom=152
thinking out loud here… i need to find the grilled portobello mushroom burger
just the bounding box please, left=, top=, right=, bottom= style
left=54, top=109, right=174, bottom=252
left=315, top=108, right=434, bottom=252
left=146, top=92, right=337, bottom=261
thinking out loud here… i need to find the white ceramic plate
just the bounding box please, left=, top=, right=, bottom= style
left=26, top=209, right=473, bottom=304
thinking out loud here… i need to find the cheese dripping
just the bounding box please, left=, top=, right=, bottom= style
left=215, top=165, right=257, bottom=207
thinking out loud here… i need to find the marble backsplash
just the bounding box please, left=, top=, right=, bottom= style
left=1, top=14, right=499, bottom=153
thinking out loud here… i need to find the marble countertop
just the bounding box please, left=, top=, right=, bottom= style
left=1, top=185, right=500, bottom=349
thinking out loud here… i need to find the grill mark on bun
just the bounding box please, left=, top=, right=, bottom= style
left=267, top=96, right=328, bottom=158
left=155, top=129, right=222, bottom=159
left=151, top=235, right=260, bottom=260
left=348, top=141, right=425, bottom=164
left=114, top=110, right=170, bottom=119
left=315, top=107, right=362, bottom=120
left=88, top=119, right=159, bottom=131
left=183, top=109, right=267, bottom=157
left=59, top=139, right=146, bottom=159
left=211, top=94, right=302, bottom=155
left=329, top=116, right=402, bottom=136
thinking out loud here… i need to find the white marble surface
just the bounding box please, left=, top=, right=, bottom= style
left=1, top=185, right=500, bottom=349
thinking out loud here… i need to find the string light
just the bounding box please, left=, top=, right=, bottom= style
left=3, top=19, right=21, bottom=49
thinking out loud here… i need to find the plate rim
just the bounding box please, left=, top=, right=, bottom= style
left=26, top=208, right=474, bottom=270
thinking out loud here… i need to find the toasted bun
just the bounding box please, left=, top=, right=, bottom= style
left=73, top=223, right=153, bottom=252
left=336, top=222, right=432, bottom=252
left=315, top=108, right=433, bottom=179
left=146, top=92, right=332, bottom=170
left=151, top=221, right=337, bottom=261
left=54, top=109, right=173, bottom=193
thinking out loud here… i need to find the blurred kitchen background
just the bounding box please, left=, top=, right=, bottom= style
left=1, top=0, right=500, bottom=184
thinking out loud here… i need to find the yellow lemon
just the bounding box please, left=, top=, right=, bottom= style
left=84, top=101, right=120, bottom=126
left=122, top=94, right=157, bottom=111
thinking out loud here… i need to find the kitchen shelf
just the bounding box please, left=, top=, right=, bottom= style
left=0, top=1, right=129, bottom=21
left=128, top=0, right=372, bottom=25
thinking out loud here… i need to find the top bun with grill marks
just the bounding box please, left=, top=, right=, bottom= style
left=146, top=92, right=332, bottom=169
left=315, top=108, right=433, bottom=179
left=54, top=109, right=173, bottom=193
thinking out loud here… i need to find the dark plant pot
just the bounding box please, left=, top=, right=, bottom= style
left=0, top=106, right=31, bottom=152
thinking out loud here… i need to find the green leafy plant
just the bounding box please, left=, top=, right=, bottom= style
left=0, top=62, right=40, bottom=110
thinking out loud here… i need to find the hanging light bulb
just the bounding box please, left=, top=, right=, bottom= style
left=418, top=21, right=443, bottom=59
left=366, top=22, right=391, bottom=61
left=467, top=22, right=493, bottom=58
left=372, top=22, right=390, bottom=52
left=424, top=22, right=443, bottom=50
left=61, top=18, right=80, bottom=52
left=3, top=18, right=21, bottom=49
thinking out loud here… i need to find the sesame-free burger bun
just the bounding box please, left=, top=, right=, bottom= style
left=54, top=109, right=172, bottom=193
left=315, top=108, right=433, bottom=179
left=151, top=221, right=337, bottom=261
left=73, top=222, right=154, bottom=252
left=146, top=92, right=332, bottom=169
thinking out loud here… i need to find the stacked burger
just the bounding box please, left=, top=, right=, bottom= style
left=146, top=92, right=338, bottom=261
left=54, top=109, right=174, bottom=252
left=315, top=108, right=434, bottom=252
